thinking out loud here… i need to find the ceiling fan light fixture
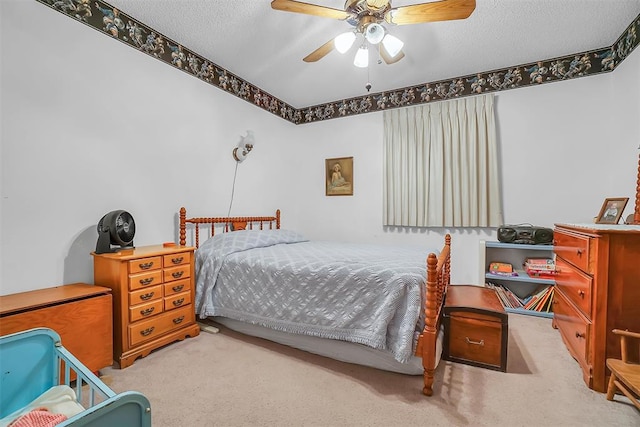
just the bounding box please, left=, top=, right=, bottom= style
left=354, top=45, right=369, bottom=68
left=334, top=31, right=356, bottom=54
left=382, top=33, right=404, bottom=58
left=364, top=23, right=385, bottom=45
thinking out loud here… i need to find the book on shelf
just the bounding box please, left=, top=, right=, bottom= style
left=527, top=286, right=554, bottom=312
left=525, top=258, right=554, bottom=266
left=485, top=282, right=523, bottom=309
left=525, top=268, right=556, bottom=278
left=486, top=282, right=554, bottom=313
left=489, top=262, right=514, bottom=274
left=524, top=258, right=555, bottom=271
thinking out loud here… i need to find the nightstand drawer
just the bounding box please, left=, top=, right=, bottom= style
left=128, top=256, right=162, bottom=274
left=164, top=279, right=190, bottom=296
left=163, top=252, right=191, bottom=268
left=164, top=291, right=191, bottom=311
left=129, top=270, right=163, bottom=291
left=129, top=285, right=163, bottom=306
left=164, top=265, right=190, bottom=282
left=129, top=305, right=193, bottom=347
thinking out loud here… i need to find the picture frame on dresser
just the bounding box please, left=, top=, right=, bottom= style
left=595, top=197, right=628, bottom=224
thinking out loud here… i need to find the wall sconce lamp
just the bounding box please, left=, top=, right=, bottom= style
left=232, top=130, right=255, bottom=163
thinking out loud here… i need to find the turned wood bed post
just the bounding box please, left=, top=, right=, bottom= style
left=179, top=207, right=186, bottom=246
left=634, top=152, right=640, bottom=224
left=421, top=233, right=451, bottom=396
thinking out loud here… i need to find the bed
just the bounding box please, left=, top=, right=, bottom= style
left=0, top=328, right=151, bottom=427
left=179, top=207, right=451, bottom=396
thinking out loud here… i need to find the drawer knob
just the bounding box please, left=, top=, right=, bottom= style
left=576, top=249, right=583, bottom=257
left=465, top=337, right=485, bottom=346
left=140, top=292, right=154, bottom=301
left=171, top=257, right=184, bottom=264
left=172, top=298, right=185, bottom=307
left=140, top=307, right=155, bottom=316
left=575, top=331, right=586, bottom=339
left=139, top=262, right=154, bottom=270
left=172, top=271, right=184, bottom=279
left=578, top=290, right=585, bottom=298
left=140, top=327, right=155, bottom=336
left=172, top=284, right=184, bottom=292
left=140, top=277, right=154, bottom=285
left=173, top=316, right=185, bottom=325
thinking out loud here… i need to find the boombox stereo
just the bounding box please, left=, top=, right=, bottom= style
left=497, top=224, right=554, bottom=245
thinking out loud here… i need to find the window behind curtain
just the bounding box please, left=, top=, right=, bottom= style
left=383, top=94, right=503, bottom=227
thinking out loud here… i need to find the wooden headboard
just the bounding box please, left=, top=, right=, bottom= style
left=179, top=207, right=281, bottom=248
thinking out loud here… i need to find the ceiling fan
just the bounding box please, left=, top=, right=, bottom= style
left=271, top=0, right=476, bottom=67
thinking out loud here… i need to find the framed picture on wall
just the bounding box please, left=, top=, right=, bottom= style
left=595, top=197, right=628, bottom=224
left=325, top=157, right=353, bottom=196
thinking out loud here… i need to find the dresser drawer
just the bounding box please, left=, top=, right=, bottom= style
left=129, top=299, right=164, bottom=323
left=129, top=305, right=193, bottom=347
left=164, top=279, right=190, bottom=296
left=555, top=257, right=593, bottom=318
left=163, top=252, right=191, bottom=268
left=129, top=284, right=163, bottom=306
left=164, top=265, right=190, bottom=282
left=129, top=270, right=163, bottom=291
left=164, top=291, right=191, bottom=311
left=553, top=290, right=590, bottom=370
left=128, top=256, right=162, bottom=274
left=554, top=229, right=593, bottom=274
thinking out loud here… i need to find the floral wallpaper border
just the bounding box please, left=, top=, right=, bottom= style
left=36, top=0, right=639, bottom=125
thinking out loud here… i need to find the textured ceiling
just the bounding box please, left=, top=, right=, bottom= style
left=106, top=0, right=640, bottom=108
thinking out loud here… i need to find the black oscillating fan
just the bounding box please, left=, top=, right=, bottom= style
left=95, top=210, right=136, bottom=254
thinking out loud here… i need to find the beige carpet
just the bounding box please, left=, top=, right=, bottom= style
left=101, top=315, right=638, bottom=426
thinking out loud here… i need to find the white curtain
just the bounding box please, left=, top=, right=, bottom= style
left=383, top=94, right=502, bottom=227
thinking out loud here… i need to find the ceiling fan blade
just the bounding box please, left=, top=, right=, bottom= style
left=379, top=44, right=405, bottom=64
left=271, top=0, right=351, bottom=20
left=303, top=38, right=336, bottom=62
left=385, top=0, right=476, bottom=25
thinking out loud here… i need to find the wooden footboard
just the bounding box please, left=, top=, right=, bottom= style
left=415, top=234, right=451, bottom=396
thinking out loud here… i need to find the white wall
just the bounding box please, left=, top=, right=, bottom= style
left=1, top=0, right=639, bottom=294
left=0, top=0, right=297, bottom=293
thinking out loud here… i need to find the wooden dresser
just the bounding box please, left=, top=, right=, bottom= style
left=553, top=223, right=640, bottom=392
left=92, top=244, right=200, bottom=368
left=0, top=283, right=113, bottom=376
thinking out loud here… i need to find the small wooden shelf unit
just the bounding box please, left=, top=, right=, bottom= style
left=480, top=241, right=555, bottom=319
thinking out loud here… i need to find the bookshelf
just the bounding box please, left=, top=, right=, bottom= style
left=479, top=241, right=555, bottom=319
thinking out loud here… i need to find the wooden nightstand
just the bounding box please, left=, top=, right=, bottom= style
left=92, top=244, right=200, bottom=368
left=443, top=285, right=508, bottom=372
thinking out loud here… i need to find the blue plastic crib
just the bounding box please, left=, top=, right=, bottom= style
left=0, top=328, right=151, bottom=426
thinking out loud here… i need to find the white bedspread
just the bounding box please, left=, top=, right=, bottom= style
left=195, top=230, right=433, bottom=363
